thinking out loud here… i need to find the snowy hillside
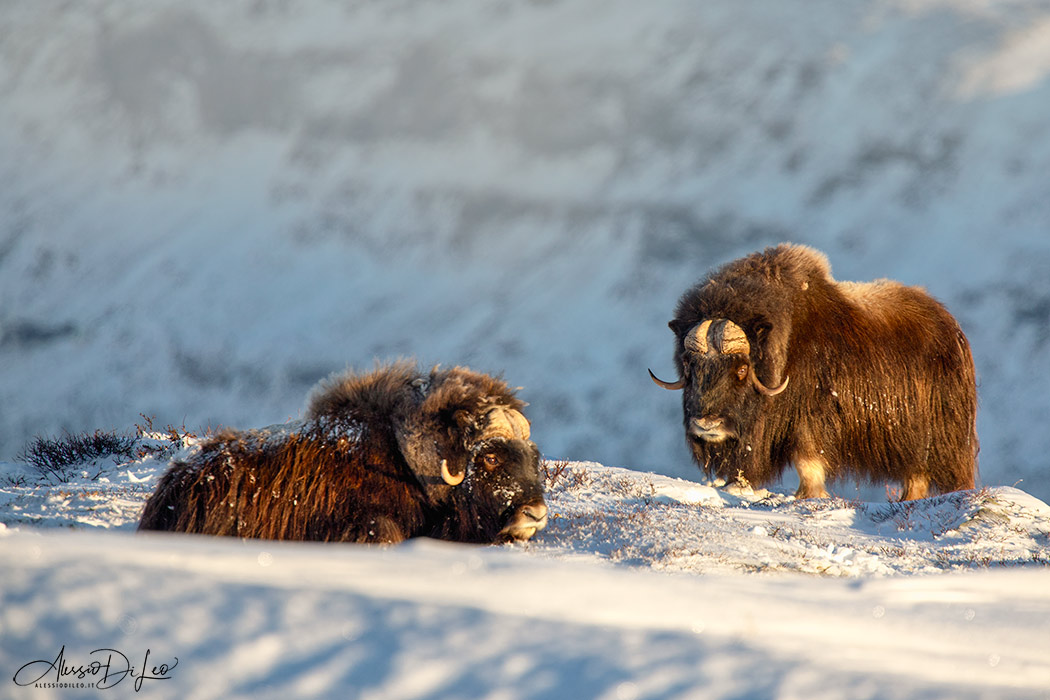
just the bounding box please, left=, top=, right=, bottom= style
left=2, top=0, right=1050, bottom=501
left=2, top=441, right=1050, bottom=698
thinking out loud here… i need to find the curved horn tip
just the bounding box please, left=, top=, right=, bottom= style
left=751, top=372, right=790, bottom=397
left=440, top=458, right=465, bottom=486
left=649, top=368, right=686, bottom=391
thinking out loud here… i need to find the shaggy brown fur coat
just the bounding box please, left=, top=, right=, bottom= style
left=139, top=362, right=544, bottom=543
left=666, top=244, right=978, bottom=499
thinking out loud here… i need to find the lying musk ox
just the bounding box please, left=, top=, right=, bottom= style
left=139, top=362, right=548, bottom=543
left=649, top=244, right=978, bottom=500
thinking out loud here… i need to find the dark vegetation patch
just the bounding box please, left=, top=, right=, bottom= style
left=19, top=429, right=137, bottom=483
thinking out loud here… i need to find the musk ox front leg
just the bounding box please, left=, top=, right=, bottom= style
left=363, top=516, right=409, bottom=544
left=793, top=454, right=830, bottom=499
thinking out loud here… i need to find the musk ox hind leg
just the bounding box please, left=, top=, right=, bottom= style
left=902, top=473, right=930, bottom=501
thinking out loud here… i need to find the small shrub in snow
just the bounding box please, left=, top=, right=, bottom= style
left=133, top=414, right=206, bottom=460
left=542, top=461, right=593, bottom=493
left=19, top=429, right=137, bottom=483
left=541, top=459, right=571, bottom=489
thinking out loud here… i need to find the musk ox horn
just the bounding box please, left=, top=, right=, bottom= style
left=682, top=318, right=786, bottom=395
left=751, top=369, right=790, bottom=396
left=440, top=458, right=465, bottom=486
left=717, top=320, right=787, bottom=394
left=648, top=368, right=686, bottom=390
left=685, top=319, right=751, bottom=356
left=720, top=321, right=751, bottom=355
left=483, top=407, right=531, bottom=441
left=684, top=320, right=713, bottom=354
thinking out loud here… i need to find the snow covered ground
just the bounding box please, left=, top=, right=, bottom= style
left=2, top=440, right=1049, bottom=699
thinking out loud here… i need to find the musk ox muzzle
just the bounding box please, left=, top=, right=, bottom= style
left=499, top=501, right=549, bottom=542
left=689, top=416, right=735, bottom=443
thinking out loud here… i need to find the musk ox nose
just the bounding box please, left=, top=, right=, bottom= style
left=521, top=502, right=548, bottom=524
left=499, top=501, right=548, bottom=542
left=690, top=416, right=734, bottom=443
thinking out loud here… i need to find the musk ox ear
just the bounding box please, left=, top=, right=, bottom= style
left=668, top=319, right=691, bottom=338
left=753, top=321, right=771, bottom=344
left=394, top=412, right=468, bottom=493
left=752, top=319, right=790, bottom=391
left=393, top=371, right=466, bottom=494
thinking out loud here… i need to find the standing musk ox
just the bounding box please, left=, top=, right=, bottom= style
left=649, top=244, right=978, bottom=500
left=139, top=362, right=548, bottom=544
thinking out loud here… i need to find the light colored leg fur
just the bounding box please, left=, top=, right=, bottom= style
left=902, top=474, right=930, bottom=501
left=794, top=456, right=830, bottom=499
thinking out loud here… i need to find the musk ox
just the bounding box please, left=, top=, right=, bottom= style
left=649, top=244, right=978, bottom=500
left=138, top=362, right=548, bottom=544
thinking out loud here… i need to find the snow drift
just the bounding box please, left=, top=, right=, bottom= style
left=2, top=440, right=1050, bottom=699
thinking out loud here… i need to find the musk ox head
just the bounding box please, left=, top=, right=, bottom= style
left=420, top=402, right=547, bottom=543
left=308, top=363, right=548, bottom=543
left=650, top=318, right=789, bottom=467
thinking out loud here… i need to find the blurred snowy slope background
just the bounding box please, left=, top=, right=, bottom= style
left=1, top=0, right=1049, bottom=497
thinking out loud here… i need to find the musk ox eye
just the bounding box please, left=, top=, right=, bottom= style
left=736, top=364, right=748, bottom=382
left=482, top=453, right=501, bottom=471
